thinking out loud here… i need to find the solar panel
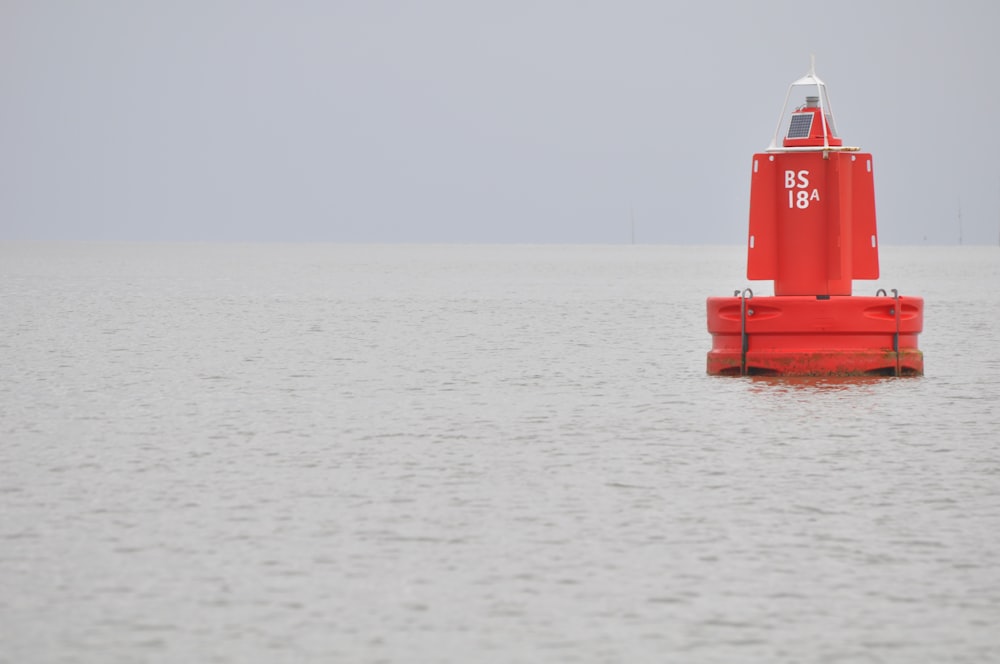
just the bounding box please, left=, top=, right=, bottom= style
left=787, top=113, right=813, bottom=139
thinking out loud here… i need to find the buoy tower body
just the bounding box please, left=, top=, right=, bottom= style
left=706, top=64, right=924, bottom=376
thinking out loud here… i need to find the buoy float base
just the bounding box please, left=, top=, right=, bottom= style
left=706, top=295, right=924, bottom=377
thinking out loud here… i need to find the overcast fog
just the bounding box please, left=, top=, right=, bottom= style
left=2, top=1, right=999, bottom=244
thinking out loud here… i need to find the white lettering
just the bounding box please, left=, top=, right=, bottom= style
left=784, top=170, right=818, bottom=209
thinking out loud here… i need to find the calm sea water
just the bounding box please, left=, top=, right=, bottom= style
left=1, top=242, right=999, bottom=663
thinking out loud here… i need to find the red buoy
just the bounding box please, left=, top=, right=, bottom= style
left=706, top=61, right=924, bottom=376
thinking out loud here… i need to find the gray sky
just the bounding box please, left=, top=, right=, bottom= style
left=3, top=0, right=999, bottom=244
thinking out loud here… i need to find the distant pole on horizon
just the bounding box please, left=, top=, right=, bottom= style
left=630, top=207, right=635, bottom=245
left=958, top=198, right=963, bottom=246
